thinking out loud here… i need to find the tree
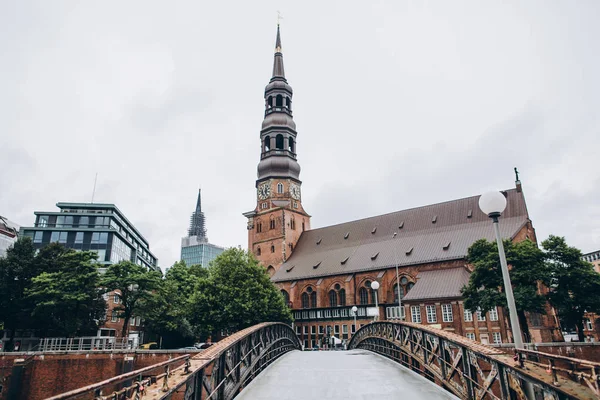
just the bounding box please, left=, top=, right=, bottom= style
left=101, top=261, right=162, bottom=337
left=189, top=248, right=292, bottom=338
left=26, top=247, right=105, bottom=337
left=461, top=238, right=549, bottom=342
left=0, top=237, right=38, bottom=350
left=140, top=261, right=208, bottom=348
left=543, top=235, right=600, bottom=342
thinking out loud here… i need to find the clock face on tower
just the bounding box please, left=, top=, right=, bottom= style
left=257, top=182, right=271, bottom=200
left=290, top=183, right=301, bottom=200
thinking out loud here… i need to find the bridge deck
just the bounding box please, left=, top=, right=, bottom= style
left=236, top=350, right=458, bottom=400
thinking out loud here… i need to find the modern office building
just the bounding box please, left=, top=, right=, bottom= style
left=0, top=215, right=20, bottom=258
left=582, top=250, right=600, bottom=274
left=21, top=202, right=159, bottom=272
left=20, top=202, right=159, bottom=340
left=181, top=189, right=224, bottom=267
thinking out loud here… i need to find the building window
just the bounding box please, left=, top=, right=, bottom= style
left=291, top=218, right=296, bottom=230
left=256, top=222, right=262, bottom=233
left=74, top=232, right=84, bottom=244
left=442, top=304, right=453, bottom=322
left=293, top=201, right=298, bottom=209
left=426, top=305, right=437, bottom=323
left=329, top=290, right=337, bottom=307
left=466, top=333, right=476, bottom=341
left=359, top=287, right=369, bottom=305
left=464, top=309, right=473, bottom=322
left=130, top=317, right=136, bottom=326
left=303, top=326, right=308, bottom=334
left=342, top=325, right=348, bottom=334
left=351, top=324, right=356, bottom=333
left=56, top=215, right=65, bottom=228
left=271, top=245, right=275, bottom=253
left=334, top=325, right=340, bottom=335
left=281, top=290, right=290, bottom=305
left=261, top=202, right=268, bottom=209
left=257, top=247, right=261, bottom=256
left=585, top=318, right=594, bottom=331
left=136, top=316, right=141, bottom=326
left=296, top=325, right=301, bottom=334
left=38, top=215, right=49, bottom=227
left=310, top=291, right=317, bottom=308
left=301, top=293, right=309, bottom=308
left=114, top=294, right=120, bottom=304
left=270, top=218, right=276, bottom=230
left=489, top=307, right=499, bottom=321
left=339, top=289, right=346, bottom=306
left=33, top=231, right=43, bottom=243
left=411, top=306, right=421, bottom=323
left=277, top=183, right=284, bottom=194
left=477, top=309, right=486, bottom=321
left=492, top=332, right=502, bottom=344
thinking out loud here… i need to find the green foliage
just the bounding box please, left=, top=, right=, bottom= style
left=461, top=238, right=548, bottom=341
left=26, top=246, right=105, bottom=336
left=188, top=248, right=292, bottom=338
left=101, top=261, right=162, bottom=337
left=543, top=235, right=600, bottom=341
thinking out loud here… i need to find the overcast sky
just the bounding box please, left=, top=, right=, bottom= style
left=2, top=1, right=599, bottom=270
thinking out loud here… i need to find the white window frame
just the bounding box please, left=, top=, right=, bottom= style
left=585, top=319, right=594, bottom=331
left=113, top=294, right=120, bottom=304
left=111, top=311, right=118, bottom=323
left=303, top=325, right=308, bottom=334
left=466, top=332, right=476, bottom=341
left=426, top=305, right=437, bottom=323
left=311, top=325, right=316, bottom=334
left=342, top=325, right=348, bottom=334
left=334, top=325, right=340, bottom=335
left=442, top=304, right=453, bottom=322
left=492, top=332, right=502, bottom=344
left=489, top=307, right=498, bottom=321
left=464, top=309, right=473, bottom=322
left=476, top=309, right=486, bottom=321
left=411, top=306, right=421, bottom=323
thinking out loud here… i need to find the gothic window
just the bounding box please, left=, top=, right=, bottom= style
left=392, top=278, right=413, bottom=303
left=281, top=290, right=290, bottom=305
left=329, top=290, right=337, bottom=307
left=291, top=218, right=296, bottom=230
left=276, top=134, right=284, bottom=150
left=276, top=94, right=283, bottom=107
left=264, top=136, right=271, bottom=151
left=256, top=222, right=262, bottom=233
left=289, top=137, right=295, bottom=152
left=310, top=291, right=317, bottom=308
left=277, top=183, right=283, bottom=193
left=270, top=218, right=276, bottom=230
left=257, top=247, right=261, bottom=256
left=339, top=289, right=346, bottom=306
left=359, top=287, right=369, bottom=305
left=301, top=293, right=309, bottom=309
left=271, top=245, right=275, bottom=253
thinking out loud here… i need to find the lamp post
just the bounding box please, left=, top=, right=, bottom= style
left=371, top=281, right=380, bottom=321
left=478, top=191, right=524, bottom=350
left=352, top=306, right=358, bottom=335
left=393, top=232, right=403, bottom=320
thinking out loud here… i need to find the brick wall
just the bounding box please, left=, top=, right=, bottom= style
left=0, top=351, right=190, bottom=400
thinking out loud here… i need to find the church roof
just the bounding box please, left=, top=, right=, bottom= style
left=272, top=188, right=529, bottom=282
left=402, top=268, right=471, bottom=301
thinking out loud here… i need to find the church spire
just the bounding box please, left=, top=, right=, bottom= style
left=188, top=188, right=207, bottom=241
left=271, top=24, right=285, bottom=81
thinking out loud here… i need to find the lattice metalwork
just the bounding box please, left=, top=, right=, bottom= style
left=348, top=321, right=598, bottom=400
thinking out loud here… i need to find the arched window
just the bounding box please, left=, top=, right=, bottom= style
left=288, top=137, right=295, bottom=152
left=270, top=245, right=275, bottom=253
left=276, top=134, right=284, bottom=150
left=276, top=94, right=283, bottom=107
left=286, top=96, right=291, bottom=110
left=302, top=221, right=305, bottom=231
left=267, top=265, right=275, bottom=277
left=290, top=218, right=296, bottom=230
left=268, top=96, right=273, bottom=108
left=359, top=287, right=369, bottom=305
left=329, top=290, right=337, bottom=307
left=264, top=136, right=271, bottom=151
left=310, top=291, right=317, bottom=308
left=281, top=290, right=290, bottom=305
left=270, top=218, right=276, bottom=230
left=301, top=293, right=309, bottom=309
left=256, top=222, right=262, bottom=233
left=277, top=183, right=283, bottom=193
left=392, top=284, right=406, bottom=304
left=257, top=247, right=261, bottom=256
left=339, top=289, right=346, bottom=306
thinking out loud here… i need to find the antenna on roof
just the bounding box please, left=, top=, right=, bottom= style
left=91, top=173, right=98, bottom=203
left=514, top=167, right=522, bottom=193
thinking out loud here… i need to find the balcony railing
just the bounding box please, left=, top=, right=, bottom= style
left=293, top=306, right=371, bottom=321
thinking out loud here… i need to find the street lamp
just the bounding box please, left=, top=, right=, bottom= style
left=352, top=306, right=358, bottom=334
left=371, top=281, right=380, bottom=321
left=393, top=232, right=403, bottom=320
left=479, top=191, right=524, bottom=349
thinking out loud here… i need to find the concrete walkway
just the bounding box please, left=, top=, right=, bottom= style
left=236, top=350, right=459, bottom=400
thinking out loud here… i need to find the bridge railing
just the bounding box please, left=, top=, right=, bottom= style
left=348, top=321, right=598, bottom=400
left=47, top=322, right=300, bottom=400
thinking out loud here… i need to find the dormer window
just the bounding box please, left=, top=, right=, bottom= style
left=344, top=232, right=350, bottom=239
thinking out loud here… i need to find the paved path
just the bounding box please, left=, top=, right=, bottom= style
left=236, top=350, right=459, bottom=400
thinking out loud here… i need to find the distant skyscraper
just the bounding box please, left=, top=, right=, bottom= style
left=181, top=190, right=224, bottom=267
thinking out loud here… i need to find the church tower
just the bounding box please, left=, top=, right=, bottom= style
left=244, top=25, right=311, bottom=276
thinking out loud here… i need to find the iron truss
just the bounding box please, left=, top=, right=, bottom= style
left=46, top=322, right=300, bottom=400
left=347, top=321, right=600, bottom=400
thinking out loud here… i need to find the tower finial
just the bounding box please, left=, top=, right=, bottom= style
left=272, top=24, right=285, bottom=78
left=514, top=167, right=522, bottom=193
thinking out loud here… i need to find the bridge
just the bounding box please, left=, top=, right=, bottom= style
left=46, top=322, right=600, bottom=400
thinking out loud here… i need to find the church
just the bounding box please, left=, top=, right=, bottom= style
left=244, top=26, right=561, bottom=348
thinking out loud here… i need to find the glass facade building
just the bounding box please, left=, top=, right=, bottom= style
left=180, top=236, right=224, bottom=267
left=20, top=202, right=159, bottom=272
